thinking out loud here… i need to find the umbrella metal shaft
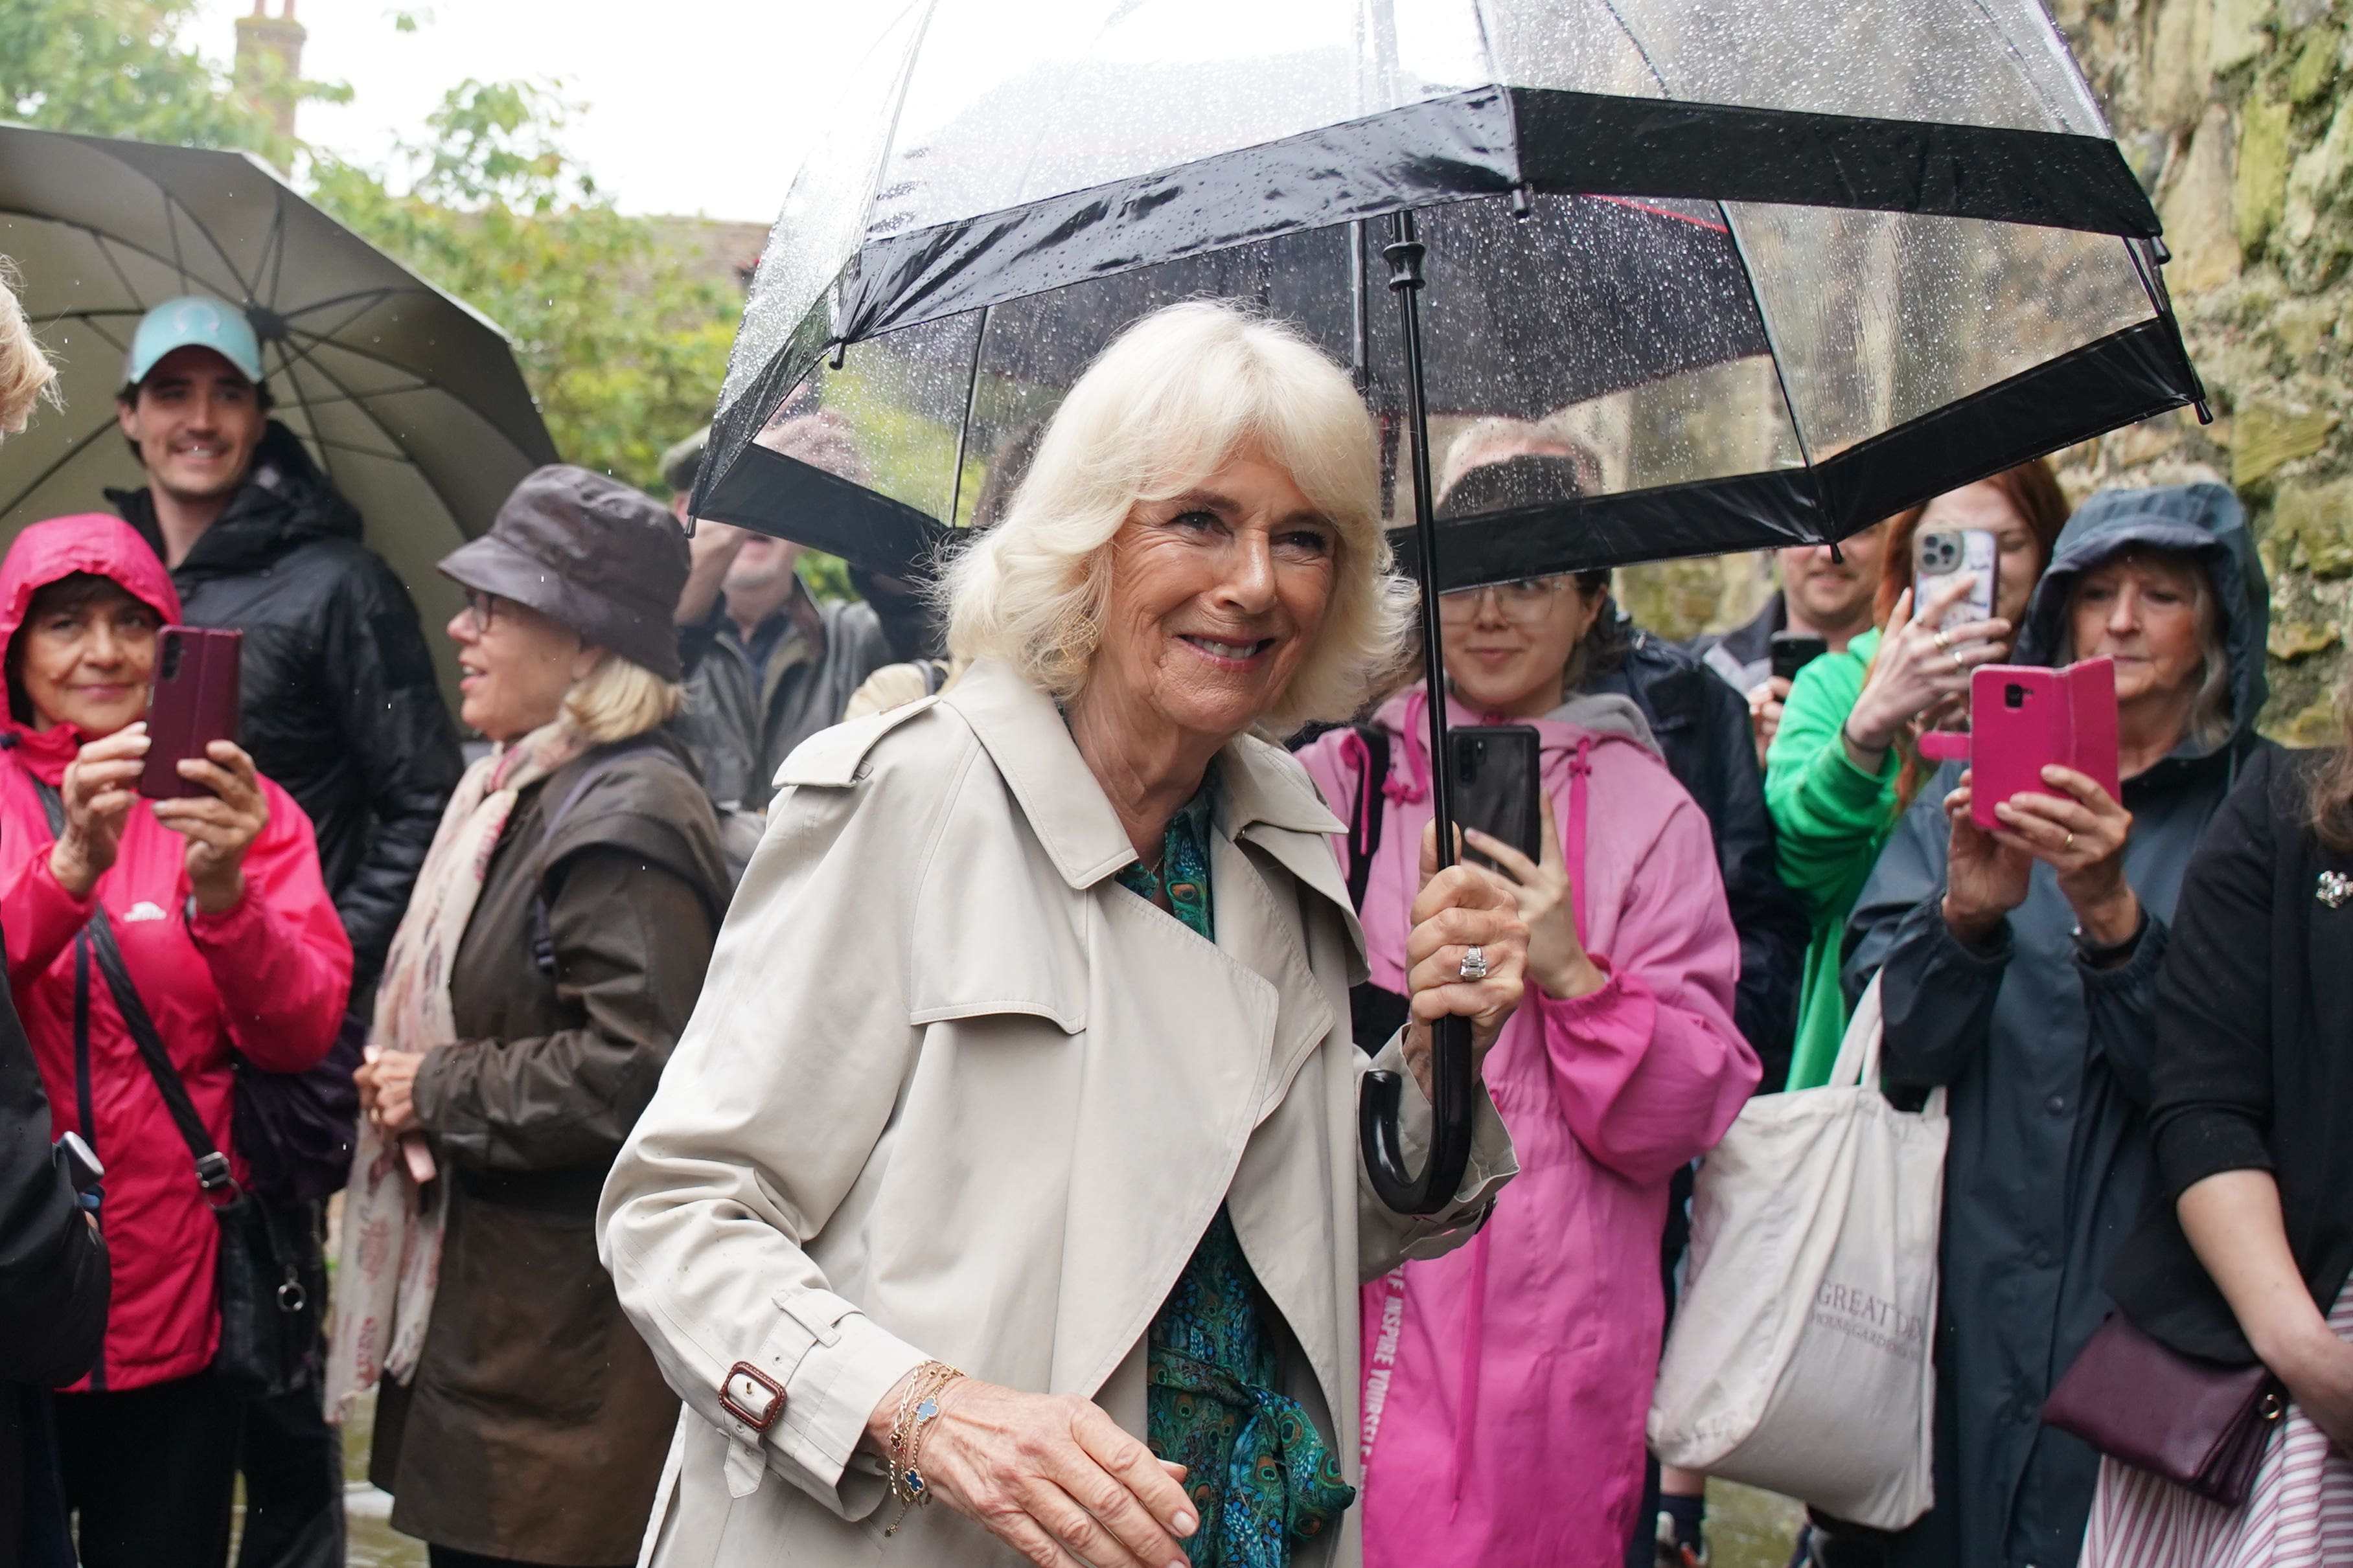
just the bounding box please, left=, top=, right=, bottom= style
left=1360, top=207, right=1477, bottom=1216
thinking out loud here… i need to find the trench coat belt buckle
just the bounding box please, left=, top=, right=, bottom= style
left=720, top=1361, right=786, bottom=1432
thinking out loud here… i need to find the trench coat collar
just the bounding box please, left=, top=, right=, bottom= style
left=947, top=659, right=1355, bottom=909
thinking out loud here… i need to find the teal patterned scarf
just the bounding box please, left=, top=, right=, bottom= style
left=1114, top=771, right=1357, bottom=1566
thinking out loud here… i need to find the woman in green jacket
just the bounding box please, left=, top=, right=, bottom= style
left=1764, top=461, right=2068, bottom=1088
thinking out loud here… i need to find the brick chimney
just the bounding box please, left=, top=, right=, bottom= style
left=234, top=1, right=308, bottom=143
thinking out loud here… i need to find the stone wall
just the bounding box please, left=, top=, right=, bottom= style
left=1622, top=1, right=2353, bottom=743
left=2058, top=0, right=2349, bottom=740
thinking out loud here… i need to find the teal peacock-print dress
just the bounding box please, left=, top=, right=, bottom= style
left=1113, top=772, right=1357, bottom=1567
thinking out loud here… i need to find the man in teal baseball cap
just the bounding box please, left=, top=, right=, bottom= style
left=114, top=295, right=273, bottom=547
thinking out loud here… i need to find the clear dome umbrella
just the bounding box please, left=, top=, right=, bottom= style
left=695, top=0, right=2199, bottom=1213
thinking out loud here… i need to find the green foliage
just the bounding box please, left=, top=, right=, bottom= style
left=5, top=0, right=739, bottom=495
left=0, top=0, right=337, bottom=168
left=306, top=80, right=740, bottom=490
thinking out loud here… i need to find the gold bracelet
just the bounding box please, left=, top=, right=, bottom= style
left=884, top=1361, right=964, bottom=1534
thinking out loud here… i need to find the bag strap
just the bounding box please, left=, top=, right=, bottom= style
left=1824, top=971, right=1946, bottom=1120
left=34, top=777, right=235, bottom=1195
left=529, top=736, right=678, bottom=975
left=1345, top=723, right=1390, bottom=913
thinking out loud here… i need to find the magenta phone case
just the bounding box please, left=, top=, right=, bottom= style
left=139, top=627, right=242, bottom=799
left=1963, top=659, right=2119, bottom=831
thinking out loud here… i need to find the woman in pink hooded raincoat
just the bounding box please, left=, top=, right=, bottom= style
left=1296, top=567, right=1758, bottom=1567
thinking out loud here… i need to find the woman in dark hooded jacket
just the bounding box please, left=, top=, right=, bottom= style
left=1842, top=483, right=2274, bottom=1568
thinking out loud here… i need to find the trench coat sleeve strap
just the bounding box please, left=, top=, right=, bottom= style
left=1539, top=797, right=1758, bottom=1187
left=2076, top=912, right=2170, bottom=1108
left=1, top=845, right=94, bottom=990
left=2147, top=752, right=2282, bottom=1196
left=413, top=848, right=715, bottom=1171
left=183, top=784, right=352, bottom=1073
left=600, top=755, right=941, bottom=1517
left=1846, top=788, right=2011, bottom=1095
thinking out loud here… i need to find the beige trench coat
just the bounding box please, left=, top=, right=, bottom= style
left=598, top=658, right=1515, bottom=1568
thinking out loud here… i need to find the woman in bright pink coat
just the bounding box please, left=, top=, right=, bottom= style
left=3, top=514, right=349, bottom=1567
left=1296, top=570, right=1757, bottom=1568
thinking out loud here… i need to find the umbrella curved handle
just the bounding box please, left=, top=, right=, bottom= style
left=1359, top=1014, right=1476, bottom=1214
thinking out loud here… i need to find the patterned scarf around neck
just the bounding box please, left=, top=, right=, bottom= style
left=325, top=717, right=589, bottom=1421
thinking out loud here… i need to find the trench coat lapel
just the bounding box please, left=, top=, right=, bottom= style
left=940, top=666, right=1360, bottom=1409
left=947, top=660, right=1136, bottom=889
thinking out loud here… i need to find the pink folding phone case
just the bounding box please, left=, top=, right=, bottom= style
left=1916, top=658, right=2120, bottom=831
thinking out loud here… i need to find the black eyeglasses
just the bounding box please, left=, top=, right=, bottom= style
left=461, top=589, right=500, bottom=633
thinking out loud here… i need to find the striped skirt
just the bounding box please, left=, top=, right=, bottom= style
left=2080, top=1284, right=2353, bottom=1568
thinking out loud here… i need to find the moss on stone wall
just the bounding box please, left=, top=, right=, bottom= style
left=2055, top=0, right=2353, bottom=741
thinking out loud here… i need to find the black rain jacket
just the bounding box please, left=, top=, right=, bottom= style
left=1845, top=486, right=2273, bottom=1568
left=1590, top=622, right=1808, bottom=1087
left=111, top=422, right=464, bottom=997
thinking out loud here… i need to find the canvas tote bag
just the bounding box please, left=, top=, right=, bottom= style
left=1646, top=974, right=1947, bottom=1530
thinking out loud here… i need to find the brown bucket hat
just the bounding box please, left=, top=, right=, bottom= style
left=439, top=465, right=690, bottom=680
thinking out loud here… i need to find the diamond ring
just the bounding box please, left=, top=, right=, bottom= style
left=1458, top=945, right=1489, bottom=982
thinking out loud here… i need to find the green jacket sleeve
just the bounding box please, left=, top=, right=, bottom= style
left=1765, top=630, right=1901, bottom=922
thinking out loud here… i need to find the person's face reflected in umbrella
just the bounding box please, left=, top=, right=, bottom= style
left=1079, top=448, right=1337, bottom=746
left=114, top=346, right=266, bottom=508
left=1440, top=575, right=1607, bottom=718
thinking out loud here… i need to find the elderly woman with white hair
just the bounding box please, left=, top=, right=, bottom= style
left=599, top=301, right=1526, bottom=1568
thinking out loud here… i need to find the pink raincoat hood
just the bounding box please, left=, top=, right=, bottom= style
left=0, top=514, right=183, bottom=652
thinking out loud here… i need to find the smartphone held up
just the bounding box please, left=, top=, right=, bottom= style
left=1451, top=726, right=1542, bottom=874
left=1914, top=528, right=1999, bottom=630
left=1918, top=658, right=2122, bottom=830
left=139, top=626, right=241, bottom=799
left=1769, top=631, right=1829, bottom=683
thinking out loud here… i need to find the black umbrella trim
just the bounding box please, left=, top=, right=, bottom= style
left=1412, top=315, right=2198, bottom=588
left=696, top=317, right=2193, bottom=587
left=697, top=439, right=951, bottom=574
left=1509, top=89, right=2159, bottom=238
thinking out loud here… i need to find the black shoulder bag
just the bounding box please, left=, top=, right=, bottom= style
left=35, top=779, right=315, bottom=1400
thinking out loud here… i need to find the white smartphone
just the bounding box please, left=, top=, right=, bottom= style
left=1914, top=528, right=1999, bottom=630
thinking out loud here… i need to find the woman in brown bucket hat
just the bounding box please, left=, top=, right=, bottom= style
left=329, top=465, right=732, bottom=1567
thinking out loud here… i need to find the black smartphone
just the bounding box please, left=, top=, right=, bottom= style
left=1769, top=631, right=1830, bottom=683
left=1450, top=726, right=1542, bottom=874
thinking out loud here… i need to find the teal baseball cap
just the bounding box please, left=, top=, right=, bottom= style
left=124, top=296, right=264, bottom=387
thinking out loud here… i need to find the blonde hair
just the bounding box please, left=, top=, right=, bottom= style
left=564, top=652, right=684, bottom=745
left=0, top=268, right=58, bottom=437
left=941, top=300, right=1412, bottom=734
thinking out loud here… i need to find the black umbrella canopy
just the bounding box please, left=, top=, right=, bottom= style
left=0, top=125, right=558, bottom=676
left=696, top=0, right=2196, bottom=590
